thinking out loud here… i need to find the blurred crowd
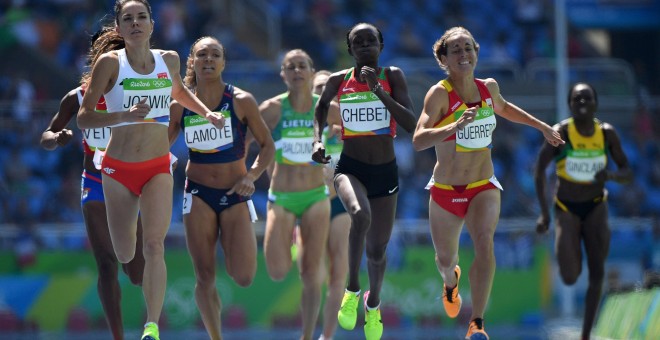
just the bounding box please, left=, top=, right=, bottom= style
left=0, top=0, right=658, bottom=228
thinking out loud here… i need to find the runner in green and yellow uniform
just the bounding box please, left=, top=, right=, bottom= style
left=535, top=82, right=632, bottom=340
left=260, top=50, right=341, bottom=340
left=313, top=70, right=351, bottom=340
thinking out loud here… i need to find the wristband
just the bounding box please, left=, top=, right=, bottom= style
left=371, top=82, right=383, bottom=93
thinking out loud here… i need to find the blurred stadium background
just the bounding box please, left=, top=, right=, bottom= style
left=0, top=0, right=659, bottom=339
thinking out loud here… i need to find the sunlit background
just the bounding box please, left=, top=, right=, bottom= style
left=0, top=0, right=658, bottom=339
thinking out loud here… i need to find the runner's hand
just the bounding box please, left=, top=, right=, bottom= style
left=56, top=129, right=73, bottom=146
left=227, top=175, right=255, bottom=196
left=205, top=112, right=226, bottom=129
left=311, top=141, right=330, bottom=164
left=124, top=97, right=150, bottom=122
left=535, top=214, right=550, bottom=234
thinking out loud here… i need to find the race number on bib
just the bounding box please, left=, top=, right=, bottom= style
left=182, top=191, right=192, bottom=215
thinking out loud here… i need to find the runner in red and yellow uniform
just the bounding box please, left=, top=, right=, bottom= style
left=413, top=26, right=563, bottom=340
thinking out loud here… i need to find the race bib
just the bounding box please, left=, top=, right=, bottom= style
left=564, top=150, right=607, bottom=182
left=277, top=122, right=315, bottom=164
left=182, top=191, right=192, bottom=215
left=122, top=78, right=172, bottom=122
left=82, top=127, right=111, bottom=151
left=247, top=199, right=257, bottom=222
left=184, top=111, right=233, bottom=152
left=93, top=149, right=106, bottom=170
left=456, top=107, right=496, bottom=151
left=340, top=91, right=390, bottom=136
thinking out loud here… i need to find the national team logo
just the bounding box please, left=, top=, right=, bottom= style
left=157, top=72, right=168, bottom=79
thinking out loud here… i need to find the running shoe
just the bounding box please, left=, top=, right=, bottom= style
left=465, top=318, right=489, bottom=340
left=363, top=291, right=383, bottom=340
left=337, top=290, right=359, bottom=330
left=291, top=227, right=299, bottom=262
left=442, top=265, right=462, bottom=318
left=141, top=322, right=159, bottom=340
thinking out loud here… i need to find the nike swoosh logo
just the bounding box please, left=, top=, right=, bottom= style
left=342, top=87, right=354, bottom=92
left=191, top=189, right=199, bottom=194
left=388, top=186, right=398, bottom=194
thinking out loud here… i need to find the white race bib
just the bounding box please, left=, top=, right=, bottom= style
left=182, top=191, right=192, bottom=215
left=82, top=127, right=111, bottom=151
left=277, top=130, right=315, bottom=164
left=93, top=149, right=106, bottom=170
left=456, top=107, right=496, bottom=151
left=340, top=91, right=390, bottom=135
left=184, top=111, right=233, bottom=151
left=565, top=150, right=607, bottom=182
left=122, top=78, right=172, bottom=122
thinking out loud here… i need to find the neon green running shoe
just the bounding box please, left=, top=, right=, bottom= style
left=364, top=308, right=383, bottom=340
left=337, top=290, right=360, bottom=330
left=363, top=291, right=383, bottom=340
left=141, top=322, right=160, bottom=340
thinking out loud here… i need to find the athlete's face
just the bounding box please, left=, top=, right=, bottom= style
left=116, top=1, right=153, bottom=43
left=192, top=38, right=225, bottom=79
left=348, top=25, right=382, bottom=63
left=441, top=33, right=478, bottom=76
left=281, top=53, right=314, bottom=90
left=312, top=74, right=329, bottom=95
left=569, top=84, right=597, bottom=119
